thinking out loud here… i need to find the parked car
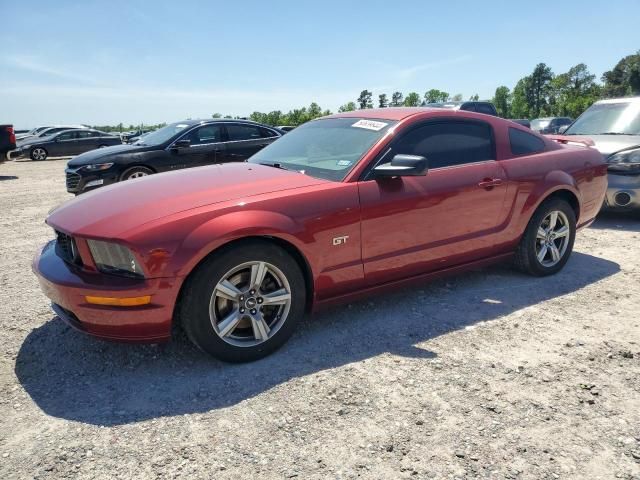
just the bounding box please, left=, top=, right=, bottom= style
left=277, top=125, right=296, bottom=132
left=121, top=129, right=154, bottom=144
left=531, top=117, right=573, bottom=134
left=423, top=101, right=498, bottom=116
left=511, top=119, right=531, bottom=128
left=0, top=124, right=16, bottom=164
left=12, top=129, right=121, bottom=161
left=33, top=108, right=606, bottom=362
left=16, top=125, right=87, bottom=143
left=65, top=119, right=283, bottom=194
left=559, top=96, right=640, bottom=211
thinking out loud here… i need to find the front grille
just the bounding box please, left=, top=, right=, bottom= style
left=55, top=231, right=82, bottom=265
left=66, top=171, right=81, bottom=190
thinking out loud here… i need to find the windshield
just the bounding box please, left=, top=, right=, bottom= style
left=530, top=119, right=551, bottom=130
left=249, top=117, right=396, bottom=181
left=565, top=101, right=640, bottom=135
left=135, top=122, right=190, bottom=145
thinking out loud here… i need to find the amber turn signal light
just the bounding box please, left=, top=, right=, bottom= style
left=85, top=295, right=151, bottom=307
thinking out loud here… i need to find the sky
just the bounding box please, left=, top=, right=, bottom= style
left=1, top=0, right=639, bottom=128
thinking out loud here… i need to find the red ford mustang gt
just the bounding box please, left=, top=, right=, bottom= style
left=33, top=108, right=607, bottom=362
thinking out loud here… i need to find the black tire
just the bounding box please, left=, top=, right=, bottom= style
left=514, top=198, right=576, bottom=276
left=179, top=239, right=306, bottom=362
left=120, top=166, right=153, bottom=181
left=30, top=147, right=48, bottom=161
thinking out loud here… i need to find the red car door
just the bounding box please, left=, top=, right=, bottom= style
left=358, top=119, right=508, bottom=286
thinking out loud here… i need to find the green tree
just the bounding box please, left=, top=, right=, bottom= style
left=491, top=86, right=511, bottom=118
left=378, top=93, right=389, bottom=108
left=391, top=91, right=404, bottom=107
left=451, top=93, right=463, bottom=101
left=549, top=63, right=600, bottom=117
left=211, top=113, right=222, bottom=118
left=469, top=93, right=480, bottom=101
left=602, top=51, right=640, bottom=98
left=424, top=89, right=449, bottom=103
left=528, top=63, right=554, bottom=117
left=404, top=92, right=421, bottom=106
left=308, top=102, right=322, bottom=119
left=357, top=90, right=373, bottom=109
left=510, top=77, right=531, bottom=119
left=338, top=102, right=356, bottom=112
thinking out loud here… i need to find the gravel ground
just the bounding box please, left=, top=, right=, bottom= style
left=1, top=158, right=639, bottom=480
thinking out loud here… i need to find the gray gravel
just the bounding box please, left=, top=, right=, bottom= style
left=1, top=158, right=639, bottom=479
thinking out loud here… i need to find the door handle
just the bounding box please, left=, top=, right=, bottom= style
left=478, top=178, right=503, bottom=189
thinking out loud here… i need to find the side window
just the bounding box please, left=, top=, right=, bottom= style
left=475, top=103, right=496, bottom=116
left=76, top=131, right=93, bottom=138
left=259, top=127, right=279, bottom=138
left=57, top=131, right=77, bottom=141
left=227, top=124, right=263, bottom=141
left=460, top=103, right=476, bottom=112
left=185, top=125, right=222, bottom=145
left=509, top=127, right=546, bottom=155
left=392, top=121, right=495, bottom=169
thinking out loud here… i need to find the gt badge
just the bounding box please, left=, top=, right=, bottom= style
left=332, top=235, right=349, bottom=246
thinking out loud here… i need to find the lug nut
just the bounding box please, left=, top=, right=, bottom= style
left=257, top=297, right=263, bottom=304
left=250, top=309, right=257, bottom=315
left=250, top=289, right=256, bottom=295
left=239, top=295, right=244, bottom=301
left=240, top=307, right=245, bottom=314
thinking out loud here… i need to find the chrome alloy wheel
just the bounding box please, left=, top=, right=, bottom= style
left=209, top=261, right=292, bottom=347
left=535, top=210, right=570, bottom=267
left=127, top=171, right=148, bottom=179
left=32, top=148, right=47, bottom=160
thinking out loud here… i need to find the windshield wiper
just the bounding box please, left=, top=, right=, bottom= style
left=258, top=162, right=296, bottom=172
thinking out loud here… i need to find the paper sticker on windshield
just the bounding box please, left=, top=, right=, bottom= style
left=337, top=160, right=352, bottom=167
left=351, top=120, right=388, bottom=131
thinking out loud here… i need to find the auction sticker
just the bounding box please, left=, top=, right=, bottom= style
left=351, top=119, right=388, bottom=131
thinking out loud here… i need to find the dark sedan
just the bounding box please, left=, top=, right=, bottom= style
left=13, top=129, right=121, bottom=161
left=65, top=119, right=283, bottom=194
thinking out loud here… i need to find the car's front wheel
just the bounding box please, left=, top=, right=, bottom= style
left=120, top=166, right=153, bottom=181
left=30, top=147, right=48, bottom=161
left=515, top=198, right=576, bottom=276
left=180, top=240, right=306, bottom=362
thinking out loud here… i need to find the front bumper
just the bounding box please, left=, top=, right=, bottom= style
left=32, top=240, right=182, bottom=342
left=603, top=172, right=640, bottom=210
left=65, top=167, right=119, bottom=194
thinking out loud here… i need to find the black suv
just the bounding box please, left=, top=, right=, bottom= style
left=423, top=101, right=498, bottom=116
left=66, top=119, right=283, bottom=194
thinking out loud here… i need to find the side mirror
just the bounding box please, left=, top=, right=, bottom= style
left=373, top=154, right=429, bottom=178
left=172, top=139, right=191, bottom=149
left=558, top=125, right=569, bottom=134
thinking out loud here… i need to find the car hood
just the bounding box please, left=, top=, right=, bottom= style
left=47, top=163, right=327, bottom=238
left=67, top=143, right=149, bottom=166
left=572, top=134, right=640, bottom=157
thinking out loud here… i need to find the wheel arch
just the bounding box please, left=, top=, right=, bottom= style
left=172, top=234, right=315, bottom=332
left=120, top=164, right=157, bottom=179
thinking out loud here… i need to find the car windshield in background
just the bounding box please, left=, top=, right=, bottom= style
left=135, top=123, right=190, bottom=145
left=249, top=117, right=396, bottom=181
left=565, top=102, right=640, bottom=135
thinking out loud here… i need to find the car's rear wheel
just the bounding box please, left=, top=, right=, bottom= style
left=30, top=148, right=48, bottom=161
left=515, top=198, right=576, bottom=276
left=120, top=166, right=153, bottom=181
left=179, top=240, right=306, bottom=362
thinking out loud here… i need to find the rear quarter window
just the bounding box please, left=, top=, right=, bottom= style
left=509, top=127, right=546, bottom=156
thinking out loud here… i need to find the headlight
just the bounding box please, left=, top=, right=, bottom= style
left=87, top=240, right=144, bottom=278
left=608, top=148, right=640, bottom=173
left=82, top=162, right=114, bottom=172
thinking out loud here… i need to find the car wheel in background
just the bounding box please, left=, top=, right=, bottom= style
left=30, top=148, right=48, bottom=161
left=120, top=166, right=153, bottom=181
left=179, top=239, right=306, bottom=362
left=514, top=198, right=576, bottom=276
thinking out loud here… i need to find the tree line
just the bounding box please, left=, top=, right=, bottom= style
left=93, top=51, right=639, bottom=131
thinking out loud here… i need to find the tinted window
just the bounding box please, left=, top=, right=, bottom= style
left=460, top=103, right=476, bottom=112
left=392, top=121, right=494, bottom=168
left=57, top=131, right=77, bottom=141
left=227, top=124, right=262, bottom=141
left=76, top=131, right=93, bottom=138
left=558, top=118, right=572, bottom=125
left=509, top=127, right=546, bottom=155
left=260, top=127, right=279, bottom=138
left=475, top=103, right=496, bottom=115
left=185, top=125, right=222, bottom=145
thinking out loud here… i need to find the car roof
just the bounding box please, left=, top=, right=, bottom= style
left=173, top=118, right=273, bottom=127
left=595, top=96, right=640, bottom=104
left=330, top=107, right=452, bottom=121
